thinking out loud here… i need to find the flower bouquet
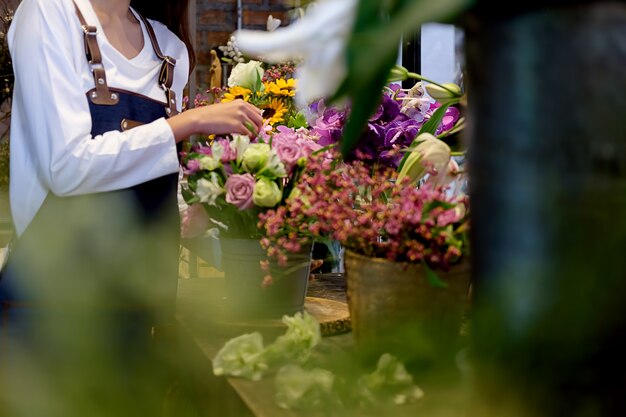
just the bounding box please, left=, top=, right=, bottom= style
left=258, top=66, right=469, bottom=347
left=180, top=57, right=329, bottom=317
left=181, top=128, right=321, bottom=240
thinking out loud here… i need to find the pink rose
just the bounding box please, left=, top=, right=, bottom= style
left=272, top=138, right=303, bottom=171
left=297, top=138, right=322, bottom=157
left=225, top=173, right=255, bottom=210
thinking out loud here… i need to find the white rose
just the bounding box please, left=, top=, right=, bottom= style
left=228, top=60, right=264, bottom=90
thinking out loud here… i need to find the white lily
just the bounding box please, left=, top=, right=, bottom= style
left=398, top=133, right=451, bottom=185
left=266, top=15, right=281, bottom=32
left=234, top=0, right=357, bottom=107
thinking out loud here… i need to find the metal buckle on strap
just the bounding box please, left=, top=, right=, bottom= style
left=163, top=56, right=176, bottom=66
left=81, top=24, right=97, bottom=35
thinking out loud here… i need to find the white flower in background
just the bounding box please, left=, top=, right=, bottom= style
left=234, top=0, right=357, bottom=107
left=397, top=133, right=451, bottom=185
left=266, top=15, right=281, bottom=32
left=275, top=365, right=336, bottom=410
left=212, top=332, right=268, bottom=381
left=431, top=158, right=468, bottom=197
left=228, top=60, right=264, bottom=90
left=219, top=35, right=245, bottom=63
left=196, top=172, right=225, bottom=206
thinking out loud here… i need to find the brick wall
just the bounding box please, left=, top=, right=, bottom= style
left=194, top=0, right=291, bottom=89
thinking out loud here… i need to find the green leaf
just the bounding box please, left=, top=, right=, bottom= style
left=419, top=103, right=451, bottom=136
left=181, top=186, right=195, bottom=203
left=253, top=68, right=263, bottom=93
left=423, top=261, right=448, bottom=289
left=396, top=138, right=426, bottom=172
left=311, top=143, right=338, bottom=156
left=287, top=112, right=309, bottom=129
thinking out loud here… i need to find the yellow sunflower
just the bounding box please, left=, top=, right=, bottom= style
left=221, top=86, right=252, bottom=102
left=261, top=99, right=288, bottom=125
left=266, top=78, right=297, bottom=97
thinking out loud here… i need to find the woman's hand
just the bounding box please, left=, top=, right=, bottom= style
left=167, top=99, right=264, bottom=142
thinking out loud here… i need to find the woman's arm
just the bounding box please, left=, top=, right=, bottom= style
left=167, top=100, right=264, bottom=143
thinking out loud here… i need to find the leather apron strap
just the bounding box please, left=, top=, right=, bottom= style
left=72, top=2, right=178, bottom=116
left=73, top=2, right=119, bottom=105
left=136, top=13, right=179, bottom=117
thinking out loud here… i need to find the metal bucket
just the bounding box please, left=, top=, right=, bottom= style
left=344, top=250, right=471, bottom=364
left=220, top=238, right=312, bottom=319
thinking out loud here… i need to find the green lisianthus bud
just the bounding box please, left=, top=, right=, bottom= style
left=296, top=157, right=307, bottom=167
left=253, top=178, right=283, bottom=207
left=242, top=143, right=271, bottom=173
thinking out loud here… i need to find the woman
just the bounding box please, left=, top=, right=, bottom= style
left=0, top=0, right=262, bottom=413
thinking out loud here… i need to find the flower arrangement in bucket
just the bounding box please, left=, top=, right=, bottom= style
left=258, top=68, right=469, bottom=358
left=180, top=55, right=329, bottom=317
left=179, top=126, right=325, bottom=318
left=259, top=147, right=471, bottom=362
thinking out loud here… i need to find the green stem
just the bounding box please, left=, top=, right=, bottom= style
left=406, top=72, right=461, bottom=96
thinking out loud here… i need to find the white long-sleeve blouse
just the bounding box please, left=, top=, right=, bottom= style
left=8, top=0, right=189, bottom=236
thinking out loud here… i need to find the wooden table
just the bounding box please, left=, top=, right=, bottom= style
left=174, top=277, right=469, bottom=417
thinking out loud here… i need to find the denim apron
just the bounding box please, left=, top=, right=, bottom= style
left=0, top=4, right=180, bottom=366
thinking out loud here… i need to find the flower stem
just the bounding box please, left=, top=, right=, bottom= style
left=407, top=72, right=460, bottom=96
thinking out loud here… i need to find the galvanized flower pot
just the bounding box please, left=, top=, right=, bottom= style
left=344, top=250, right=471, bottom=364
left=220, top=238, right=312, bottom=319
